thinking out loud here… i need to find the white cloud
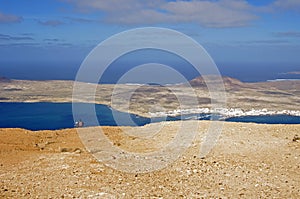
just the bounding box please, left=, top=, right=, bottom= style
left=64, top=0, right=164, bottom=12
left=161, top=0, right=257, bottom=27
left=63, top=0, right=258, bottom=28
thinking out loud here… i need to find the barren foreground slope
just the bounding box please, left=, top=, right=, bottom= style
left=1, top=121, right=299, bottom=198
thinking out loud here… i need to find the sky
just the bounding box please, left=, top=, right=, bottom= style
left=0, top=0, right=300, bottom=81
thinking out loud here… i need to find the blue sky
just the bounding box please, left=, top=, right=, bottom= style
left=0, top=0, right=300, bottom=81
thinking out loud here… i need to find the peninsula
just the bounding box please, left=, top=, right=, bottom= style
left=0, top=76, right=299, bottom=118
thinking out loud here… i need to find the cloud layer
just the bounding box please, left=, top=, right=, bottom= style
left=0, top=33, right=33, bottom=41
left=64, top=0, right=258, bottom=28
left=38, top=20, right=64, bottom=27
left=2, top=1, right=299, bottom=28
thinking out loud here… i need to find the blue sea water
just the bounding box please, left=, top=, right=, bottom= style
left=225, top=115, right=300, bottom=124
left=0, top=102, right=150, bottom=130
left=0, top=51, right=299, bottom=83
left=0, top=102, right=300, bottom=131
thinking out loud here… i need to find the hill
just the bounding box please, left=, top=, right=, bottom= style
left=0, top=77, right=299, bottom=116
left=0, top=121, right=299, bottom=198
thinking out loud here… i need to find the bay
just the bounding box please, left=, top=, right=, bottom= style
left=0, top=102, right=299, bottom=131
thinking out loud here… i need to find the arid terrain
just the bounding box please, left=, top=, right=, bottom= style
left=0, top=121, right=299, bottom=198
left=0, top=77, right=299, bottom=198
left=0, top=76, right=300, bottom=117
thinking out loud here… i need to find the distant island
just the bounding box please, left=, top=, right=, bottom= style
left=0, top=76, right=299, bottom=118
left=0, top=76, right=11, bottom=83
left=280, top=71, right=300, bottom=75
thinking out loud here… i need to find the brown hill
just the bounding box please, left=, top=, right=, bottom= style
left=253, top=80, right=300, bottom=90
left=189, top=76, right=300, bottom=91
left=188, top=76, right=245, bottom=89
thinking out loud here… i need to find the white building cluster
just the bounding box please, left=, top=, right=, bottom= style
left=149, top=108, right=300, bottom=118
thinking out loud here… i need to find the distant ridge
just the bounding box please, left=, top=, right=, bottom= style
left=188, top=75, right=300, bottom=91
left=0, top=77, right=11, bottom=83
left=254, top=79, right=300, bottom=90
left=189, top=76, right=244, bottom=88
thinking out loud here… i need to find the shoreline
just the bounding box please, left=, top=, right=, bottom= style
left=1, top=77, right=300, bottom=118
left=1, top=101, right=300, bottom=132
left=1, top=118, right=300, bottom=132
left=1, top=101, right=300, bottom=118
left=149, top=107, right=300, bottom=118
left=2, top=76, right=300, bottom=83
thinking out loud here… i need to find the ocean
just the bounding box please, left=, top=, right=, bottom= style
left=0, top=59, right=299, bottom=83
left=0, top=102, right=150, bottom=130
left=226, top=115, right=300, bottom=124
left=1, top=102, right=300, bottom=131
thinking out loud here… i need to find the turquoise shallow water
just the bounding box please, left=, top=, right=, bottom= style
left=0, top=102, right=299, bottom=131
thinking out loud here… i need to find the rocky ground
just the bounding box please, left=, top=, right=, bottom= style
left=0, top=121, right=299, bottom=198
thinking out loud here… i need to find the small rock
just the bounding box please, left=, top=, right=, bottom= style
left=186, top=170, right=192, bottom=175
left=60, top=147, right=73, bottom=152
left=292, top=134, right=299, bottom=142
left=36, top=143, right=46, bottom=150
left=73, top=148, right=81, bottom=154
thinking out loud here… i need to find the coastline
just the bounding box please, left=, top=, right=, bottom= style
left=1, top=77, right=300, bottom=120
left=1, top=101, right=300, bottom=132
left=149, top=107, right=300, bottom=118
